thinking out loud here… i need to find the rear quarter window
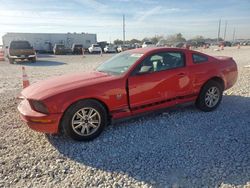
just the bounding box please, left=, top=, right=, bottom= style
left=192, top=53, right=208, bottom=64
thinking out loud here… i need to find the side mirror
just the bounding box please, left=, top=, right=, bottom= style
left=137, top=65, right=152, bottom=75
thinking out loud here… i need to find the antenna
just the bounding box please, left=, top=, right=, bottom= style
left=223, top=20, right=227, bottom=41
left=123, top=14, right=125, bottom=45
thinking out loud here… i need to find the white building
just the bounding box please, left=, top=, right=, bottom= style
left=2, top=32, right=97, bottom=52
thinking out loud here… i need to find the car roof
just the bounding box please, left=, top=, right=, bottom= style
left=11, top=40, right=30, bottom=43
left=128, top=47, right=190, bottom=54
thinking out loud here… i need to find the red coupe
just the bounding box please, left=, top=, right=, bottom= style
left=18, top=48, right=238, bottom=141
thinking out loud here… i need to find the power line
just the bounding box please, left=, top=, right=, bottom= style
left=233, top=28, right=236, bottom=42
left=217, top=19, right=221, bottom=43
left=223, top=20, right=227, bottom=41
left=123, top=14, right=125, bottom=44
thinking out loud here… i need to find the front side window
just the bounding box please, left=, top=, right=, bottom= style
left=135, top=51, right=185, bottom=74
left=97, top=52, right=143, bottom=75
left=192, top=53, right=208, bottom=64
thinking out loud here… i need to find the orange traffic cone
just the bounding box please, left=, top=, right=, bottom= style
left=0, top=50, right=4, bottom=61
left=22, top=66, right=30, bottom=89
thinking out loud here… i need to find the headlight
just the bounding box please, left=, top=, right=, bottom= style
left=29, top=100, right=49, bottom=114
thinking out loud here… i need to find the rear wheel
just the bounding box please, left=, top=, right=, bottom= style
left=196, top=80, right=223, bottom=112
left=61, top=99, right=107, bottom=141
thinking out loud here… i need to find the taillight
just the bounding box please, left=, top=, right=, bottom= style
left=29, top=100, right=49, bottom=114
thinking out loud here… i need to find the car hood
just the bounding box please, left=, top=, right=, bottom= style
left=21, top=71, right=114, bottom=100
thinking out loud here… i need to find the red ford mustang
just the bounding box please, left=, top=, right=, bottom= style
left=18, top=48, right=238, bottom=141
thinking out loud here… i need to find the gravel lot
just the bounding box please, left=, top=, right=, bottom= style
left=0, top=47, right=249, bottom=188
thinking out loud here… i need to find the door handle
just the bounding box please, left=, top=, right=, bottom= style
left=177, top=73, right=186, bottom=77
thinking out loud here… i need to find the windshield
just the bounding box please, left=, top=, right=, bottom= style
left=93, top=44, right=100, bottom=47
left=97, top=52, right=143, bottom=75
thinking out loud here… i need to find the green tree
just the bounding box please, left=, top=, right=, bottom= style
left=113, top=39, right=123, bottom=45
left=167, top=33, right=186, bottom=43
left=130, top=39, right=141, bottom=44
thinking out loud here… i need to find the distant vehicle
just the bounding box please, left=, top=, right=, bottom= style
left=173, top=42, right=185, bottom=48
left=104, top=45, right=116, bottom=53
left=18, top=47, right=238, bottom=141
left=72, top=44, right=83, bottom=55
left=232, top=42, right=240, bottom=46
left=117, top=45, right=132, bottom=52
left=53, top=44, right=67, bottom=55
left=142, top=41, right=154, bottom=48
left=220, top=41, right=232, bottom=47
left=242, top=41, right=249, bottom=46
left=88, top=44, right=102, bottom=54
left=7, top=40, right=36, bottom=64
left=134, top=43, right=142, bottom=48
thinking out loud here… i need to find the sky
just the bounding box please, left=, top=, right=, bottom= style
left=0, top=0, right=250, bottom=44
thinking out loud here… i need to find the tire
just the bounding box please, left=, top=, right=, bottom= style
left=9, top=58, right=14, bottom=64
left=196, top=80, right=223, bottom=112
left=61, top=99, right=107, bottom=141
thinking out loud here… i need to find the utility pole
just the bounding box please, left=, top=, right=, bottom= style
left=123, top=14, right=125, bottom=45
left=223, top=20, right=227, bottom=41
left=232, top=28, right=236, bottom=42
left=217, top=19, right=221, bottom=43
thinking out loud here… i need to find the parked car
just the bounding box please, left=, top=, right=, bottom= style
left=104, top=45, right=116, bottom=53
left=88, top=44, right=102, bottom=54
left=7, top=40, right=36, bottom=64
left=18, top=48, right=238, bottom=141
left=117, top=45, right=132, bottom=52
left=173, top=42, right=185, bottom=48
left=72, top=44, right=83, bottom=54
left=219, top=41, right=232, bottom=47
left=53, top=44, right=67, bottom=55
left=142, top=41, right=154, bottom=48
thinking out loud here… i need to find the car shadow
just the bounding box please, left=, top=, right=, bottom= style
left=47, top=95, right=250, bottom=187
left=15, top=60, right=66, bottom=66
left=37, top=54, right=55, bottom=58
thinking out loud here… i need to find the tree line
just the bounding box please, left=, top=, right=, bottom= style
left=113, top=33, right=223, bottom=45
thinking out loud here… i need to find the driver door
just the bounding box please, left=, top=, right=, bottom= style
left=128, top=51, right=189, bottom=112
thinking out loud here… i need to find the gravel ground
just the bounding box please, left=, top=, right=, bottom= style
left=0, top=47, right=249, bottom=188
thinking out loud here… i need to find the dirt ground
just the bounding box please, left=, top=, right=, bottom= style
left=0, top=47, right=249, bottom=188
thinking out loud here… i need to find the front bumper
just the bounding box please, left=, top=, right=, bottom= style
left=18, top=99, right=62, bottom=134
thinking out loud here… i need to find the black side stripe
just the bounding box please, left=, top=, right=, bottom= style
left=111, top=93, right=198, bottom=114
left=131, top=93, right=198, bottom=111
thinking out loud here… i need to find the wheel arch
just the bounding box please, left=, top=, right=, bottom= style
left=58, top=97, right=111, bottom=133
left=201, top=76, right=225, bottom=92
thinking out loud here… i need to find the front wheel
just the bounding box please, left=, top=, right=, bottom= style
left=61, top=99, right=107, bottom=141
left=196, top=80, right=223, bottom=112
left=9, top=58, right=14, bottom=64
